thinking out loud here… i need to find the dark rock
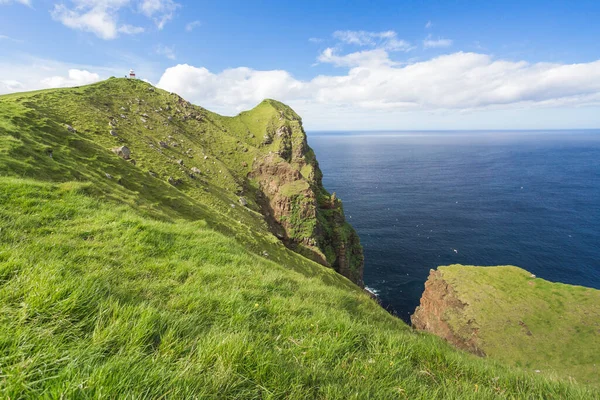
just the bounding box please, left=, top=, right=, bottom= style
left=109, top=130, right=118, bottom=136
left=65, top=124, right=76, bottom=133
left=159, top=141, right=168, bottom=148
left=238, top=197, right=248, bottom=207
left=177, top=159, right=184, bottom=166
left=262, top=133, right=273, bottom=145
left=168, top=176, right=182, bottom=186
left=112, top=146, right=131, bottom=160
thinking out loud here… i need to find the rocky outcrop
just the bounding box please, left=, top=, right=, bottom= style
left=411, top=269, right=484, bottom=356
left=248, top=101, right=364, bottom=286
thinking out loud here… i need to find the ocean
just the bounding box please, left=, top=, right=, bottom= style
left=307, top=130, right=600, bottom=322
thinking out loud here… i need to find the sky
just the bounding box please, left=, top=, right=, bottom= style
left=1, top=0, right=600, bottom=130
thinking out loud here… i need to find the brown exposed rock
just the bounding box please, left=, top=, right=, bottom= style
left=249, top=119, right=364, bottom=286
left=411, top=269, right=485, bottom=356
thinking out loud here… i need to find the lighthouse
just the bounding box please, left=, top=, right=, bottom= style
left=129, top=69, right=136, bottom=79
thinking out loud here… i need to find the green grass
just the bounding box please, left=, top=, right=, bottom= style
left=0, top=178, right=596, bottom=399
left=435, top=265, right=600, bottom=386
left=0, top=80, right=598, bottom=398
left=0, top=77, right=364, bottom=285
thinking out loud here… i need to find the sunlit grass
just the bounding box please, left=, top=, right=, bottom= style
left=0, top=80, right=597, bottom=398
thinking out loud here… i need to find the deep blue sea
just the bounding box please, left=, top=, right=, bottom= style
left=307, top=130, right=600, bottom=322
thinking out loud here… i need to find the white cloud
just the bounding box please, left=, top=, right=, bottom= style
left=185, top=20, right=201, bottom=32
left=138, top=0, right=180, bottom=30
left=423, top=35, right=453, bottom=48
left=41, top=69, right=101, bottom=88
left=156, top=52, right=600, bottom=127
left=155, top=44, right=176, bottom=60
left=156, top=64, right=304, bottom=114
left=317, top=48, right=395, bottom=67
left=333, top=30, right=413, bottom=52
left=118, top=24, right=145, bottom=35
left=0, top=58, right=121, bottom=95
left=0, top=0, right=31, bottom=6
left=50, top=0, right=180, bottom=39
left=51, top=1, right=130, bottom=40
left=2, top=51, right=599, bottom=130
left=0, top=79, right=24, bottom=92
left=308, top=37, right=323, bottom=43
left=425, top=21, right=432, bottom=29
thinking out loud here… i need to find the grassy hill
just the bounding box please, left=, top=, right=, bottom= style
left=0, top=79, right=597, bottom=398
left=412, top=265, right=600, bottom=386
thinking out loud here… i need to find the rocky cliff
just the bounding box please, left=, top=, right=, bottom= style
left=0, top=78, right=364, bottom=286
left=247, top=100, right=363, bottom=286
left=411, top=269, right=484, bottom=355
left=412, top=265, right=600, bottom=385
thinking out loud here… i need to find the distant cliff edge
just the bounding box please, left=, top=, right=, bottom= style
left=412, top=265, right=600, bottom=386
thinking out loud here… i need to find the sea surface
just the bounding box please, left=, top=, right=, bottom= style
left=307, top=130, right=600, bottom=322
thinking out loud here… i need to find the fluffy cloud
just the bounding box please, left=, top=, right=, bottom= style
left=51, top=1, right=131, bottom=40
left=50, top=0, right=179, bottom=39
left=157, top=64, right=303, bottom=114
left=41, top=69, right=101, bottom=88
left=0, top=59, right=115, bottom=95
left=156, top=52, right=600, bottom=120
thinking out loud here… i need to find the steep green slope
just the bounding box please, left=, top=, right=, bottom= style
left=0, top=80, right=597, bottom=398
left=0, top=77, right=362, bottom=285
left=412, top=265, right=600, bottom=386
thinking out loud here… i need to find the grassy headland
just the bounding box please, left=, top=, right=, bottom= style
left=0, top=79, right=597, bottom=398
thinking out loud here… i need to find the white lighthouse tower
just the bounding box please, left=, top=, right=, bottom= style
left=129, top=69, right=136, bottom=79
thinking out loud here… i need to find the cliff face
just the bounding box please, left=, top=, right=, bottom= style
left=247, top=101, right=364, bottom=286
left=412, top=265, right=600, bottom=385
left=0, top=78, right=364, bottom=287
left=411, top=269, right=484, bottom=356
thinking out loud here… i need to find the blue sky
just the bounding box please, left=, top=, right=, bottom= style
left=1, top=0, right=600, bottom=130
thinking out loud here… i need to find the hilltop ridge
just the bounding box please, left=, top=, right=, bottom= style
left=0, top=77, right=363, bottom=285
